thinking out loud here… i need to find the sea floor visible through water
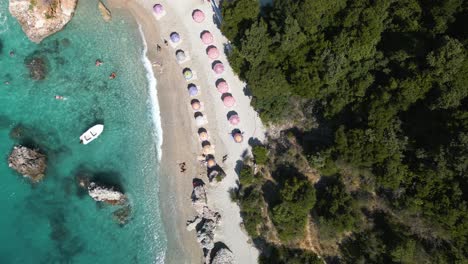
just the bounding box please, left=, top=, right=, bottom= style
left=0, top=1, right=166, bottom=263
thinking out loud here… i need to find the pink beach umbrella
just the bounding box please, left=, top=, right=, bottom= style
left=153, top=4, right=164, bottom=14
left=212, top=62, right=224, bottom=74
left=201, top=31, right=213, bottom=45
left=192, top=9, right=205, bottom=23
left=216, top=79, right=229, bottom=93
left=206, top=46, right=219, bottom=59
left=229, top=115, right=240, bottom=125
left=222, top=94, right=236, bottom=107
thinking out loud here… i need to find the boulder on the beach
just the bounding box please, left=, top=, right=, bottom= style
left=113, top=205, right=132, bottom=226
left=25, top=56, right=48, bottom=80
left=9, top=0, right=77, bottom=43
left=8, top=145, right=47, bottom=182
left=98, top=1, right=111, bottom=22
left=88, top=182, right=126, bottom=205
left=211, top=248, right=235, bottom=264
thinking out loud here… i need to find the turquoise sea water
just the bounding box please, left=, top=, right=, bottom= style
left=0, top=1, right=166, bottom=263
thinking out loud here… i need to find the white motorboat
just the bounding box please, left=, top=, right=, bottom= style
left=80, top=124, right=104, bottom=145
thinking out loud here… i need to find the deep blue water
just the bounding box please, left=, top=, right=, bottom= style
left=0, top=1, right=166, bottom=263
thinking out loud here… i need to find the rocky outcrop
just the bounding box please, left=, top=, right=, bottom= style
left=9, top=0, right=77, bottom=43
left=88, top=182, right=126, bottom=205
left=98, top=1, right=111, bottom=22
left=187, top=182, right=224, bottom=262
left=8, top=145, right=47, bottom=182
left=25, top=55, right=48, bottom=80
left=211, top=248, right=235, bottom=264
left=113, top=205, right=131, bottom=226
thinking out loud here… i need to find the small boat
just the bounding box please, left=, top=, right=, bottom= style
left=80, top=124, right=104, bottom=145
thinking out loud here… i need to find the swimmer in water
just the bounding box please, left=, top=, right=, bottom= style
left=95, top=59, right=103, bottom=66
left=109, top=72, right=116, bottom=79
left=9, top=51, right=15, bottom=57
left=54, top=95, right=67, bottom=100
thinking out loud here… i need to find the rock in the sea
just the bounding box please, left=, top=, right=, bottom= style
left=9, top=0, right=77, bottom=43
left=211, top=248, right=235, bottom=264
left=113, top=205, right=131, bottom=226
left=25, top=56, right=47, bottom=80
left=8, top=145, right=47, bottom=182
left=88, top=182, right=126, bottom=205
left=98, top=1, right=111, bottom=22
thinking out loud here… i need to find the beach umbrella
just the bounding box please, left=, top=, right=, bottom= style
left=198, top=131, right=208, bottom=141
left=206, top=46, right=219, bottom=59
left=192, top=9, right=205, bottom=23
left=188, top=84, right=198, bottom=96
left=212, top=62, right=224, bottom=74
left=170, top=32, right=180, bottom=43
left=195, top=116, right=205, bottom=126
left=203, top=144, right=212, bottom=155
left=207, top=158, right=216, bottom=168
left=216, top=79, right=228, bottom=93
left=233, top=132, right=243, bottom=143
left=229, top=114, right=240, bottom=125
left=222, top=94, right=236, bottom=107
left=176, top=50, right=186, bottom=62
left=201, top=31, right=213, bottom=45
left=183, top=68, right=193, bottom=80
left=153, top=4, right=164, bottom=14
left=191, top=100, right=201, bottom=110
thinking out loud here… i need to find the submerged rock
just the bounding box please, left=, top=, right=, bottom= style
left=211, top=248, right=235, bottom=264
left=9, top=0, right=77, bottom=43
left=98, top=1, right=111, bottom=22
left=113, top=205, right=132, bottom=226
left=8, top=145, right=47, bottom=182
left=25, top=56, right=48, bottom=80
left=88, top=182, right=126, bottom=205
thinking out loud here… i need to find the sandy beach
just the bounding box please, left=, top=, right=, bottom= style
left=108, top=0, right=265, bottom=263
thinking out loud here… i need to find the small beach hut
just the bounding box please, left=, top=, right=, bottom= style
left=153, top=4, right=164, bottom=14
left=216, top=79, right=228, bottom=93
left=183, top=68, right=193, bottom=80
left=212, top=62, right=224, bottom=74
left=192, top=9, right=205, bottom=23
left=191, top=99, right=201, bottom=110
left=206, top=46, right=219, bottom=59
left=206, top=158, right=216, bottom=168
left=188, top=84, right=198, bottom=96
left=176, top=50, right=186, bottom=62
left=170, top=32, right=180, bottom=43
left=229, top=114, right=240, bottom=125
left=200, top=31, right=213, bottom=45
left=222, top=94, right=236, bottom=107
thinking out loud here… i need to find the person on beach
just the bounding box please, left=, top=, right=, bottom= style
left=109, top=72, right=117, bottom=79
left=95, top=59, right=103, bottom=66
left=222, top=155, right=228, bottom=162
left=156, top=44, right=161, bottom=52
left=164, top=39, right=168, bottom=46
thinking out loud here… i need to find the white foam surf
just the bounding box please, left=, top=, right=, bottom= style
left=138, top=23, right=164, bottom=162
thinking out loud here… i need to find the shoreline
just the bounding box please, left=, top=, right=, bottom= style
left=108, top=0, right=265, bottom=263
left=108, top=0, right=202, bottom=263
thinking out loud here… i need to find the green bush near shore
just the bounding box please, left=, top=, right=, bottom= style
left=222, top=0, right=467, bottom=262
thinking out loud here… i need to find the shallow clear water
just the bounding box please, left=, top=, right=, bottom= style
left=0, top=1, right=166, bottom=263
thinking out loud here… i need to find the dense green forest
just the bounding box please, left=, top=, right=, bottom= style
left=221, top=0, right=467, bottom=263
